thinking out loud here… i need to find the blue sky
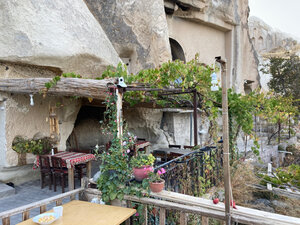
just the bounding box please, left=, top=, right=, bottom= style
left=249, top=0, right=300, bottom=39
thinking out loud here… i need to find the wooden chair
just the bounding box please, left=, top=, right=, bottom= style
left=39, top=155, right=53, bottom=190
left=51, top=156, right=68, bottom=193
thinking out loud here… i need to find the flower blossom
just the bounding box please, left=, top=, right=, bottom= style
left=157, top=168, right=166, bottom=175
left=123, top=141, right=127, bottom=146
left=126, top=149, right=130, bottom=153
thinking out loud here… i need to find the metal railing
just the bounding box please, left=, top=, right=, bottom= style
left=154, top=146, right=223, bottom=196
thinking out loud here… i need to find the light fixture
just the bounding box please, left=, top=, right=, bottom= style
left=211, top=63, right=219, bottom=92
left=117, top=77, right=127, bottom=88
left=29, top=94, right=34, bottom=106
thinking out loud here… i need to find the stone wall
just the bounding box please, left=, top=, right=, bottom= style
left=1, top=93, right=81, bottom=167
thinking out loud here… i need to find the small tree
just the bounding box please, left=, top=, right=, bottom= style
left=263, top=54, right=300, bottom=109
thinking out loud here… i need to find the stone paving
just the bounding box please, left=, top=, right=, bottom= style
left=0, top=161, right=100, bottom=225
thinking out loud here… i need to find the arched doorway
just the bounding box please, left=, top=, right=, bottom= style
left=169, top=38, right=186, bottom=63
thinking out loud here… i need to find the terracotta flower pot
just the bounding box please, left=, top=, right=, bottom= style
left=133, top=166, right=153, bottom=181
left=149, top=179, right=165, bottom=193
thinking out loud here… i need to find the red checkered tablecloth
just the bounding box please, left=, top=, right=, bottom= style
left=36, top=151, right=95, bottom=169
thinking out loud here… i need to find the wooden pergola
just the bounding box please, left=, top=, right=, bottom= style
left=0, top=78, right=201, bottom=146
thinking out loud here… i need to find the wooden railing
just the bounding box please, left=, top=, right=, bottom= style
left=1, top=179, right=300, bottom=225
left=83, top=187, right=300, bottom=225
left=0, top=188, right=84, bottom=225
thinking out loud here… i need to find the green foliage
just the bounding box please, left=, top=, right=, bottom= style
left=12, top=136, right=52, bottom=155
left=96, top=92, right=150, bottom=205
left=260, top=164, right=300, bottom=188
left=44, top=72, right=82, bottom=89
left=262, top=54, right=300, bottom=109
left=130, top=153, right=155, bottom=168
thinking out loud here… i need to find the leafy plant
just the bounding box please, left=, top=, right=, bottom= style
left=130, top=153, right=155, bottom=168
left=148, top=168, right=166, bottom=183
left=12, top=136, right=52, bottom=155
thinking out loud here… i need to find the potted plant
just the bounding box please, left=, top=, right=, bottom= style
left=130, top=153, right=155, bottom=181
left=148, top=168, right=166, bottom=193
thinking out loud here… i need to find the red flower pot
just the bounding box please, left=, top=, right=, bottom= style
left=133, top=166, right=153, bottom=181
left=149, top=179, right=165, bottom=193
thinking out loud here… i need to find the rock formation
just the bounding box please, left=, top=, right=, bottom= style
left=0, top=0, right=121, bottom=78
left=249, top=16, right=300, bottom=56
left=84, top=0, right=172, bottom=74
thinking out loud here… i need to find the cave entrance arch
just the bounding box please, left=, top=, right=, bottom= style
left=66, top=105, right=110, bottom=152
left=169, top=38, right=186, bottom=63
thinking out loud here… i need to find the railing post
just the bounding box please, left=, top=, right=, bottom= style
left=56, top=199, right=62, bottom=206
left=125, top=201, right=132, bottom=225
left=143, top=205, right=148, bottom=225
left=180, top=212, right=187, bottom=225
left=22, top=211, right=30, bottom=221
left=2, top=217, right=10, bottom=225
left=202, top=216, right=209, bottom=225
left=159, top=208, right=166, bottom=225
left=40, top=205, right=46, bottom=214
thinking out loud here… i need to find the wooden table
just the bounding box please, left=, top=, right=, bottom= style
left=17, top=200, right=136, bottom=225
left=39, top=152, right=95, bottom=191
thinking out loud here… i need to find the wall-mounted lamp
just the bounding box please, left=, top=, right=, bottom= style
left=211, top=60, right=220, bottom=92
left=29, top=94, right=34, bottom=106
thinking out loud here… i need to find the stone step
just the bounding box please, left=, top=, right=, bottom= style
left=0, top=182, right=15, bottom=199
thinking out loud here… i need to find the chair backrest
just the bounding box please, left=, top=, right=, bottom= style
left=39, top=155, right=51, bottom=171
left=51, top=156, right=64, bottom=170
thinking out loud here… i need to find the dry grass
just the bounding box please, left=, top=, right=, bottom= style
left=230, top=161, right=259, bottom=206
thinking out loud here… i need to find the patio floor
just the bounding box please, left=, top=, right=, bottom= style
left=0, top=161, right=100, bottom=225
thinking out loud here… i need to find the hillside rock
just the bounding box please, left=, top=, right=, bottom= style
left=84, top=0, right=172, bottom=74
left=249, top=16, right=299, bottom=55
left=0, top=0, right=121, bottom=78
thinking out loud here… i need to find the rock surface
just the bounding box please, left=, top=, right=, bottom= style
left=84, top=0, right=172, bottom=74
left=0, top=0, right=121, bottom=78
left=249, top=16, right=299, bottom=55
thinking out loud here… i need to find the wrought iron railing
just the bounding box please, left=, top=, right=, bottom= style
left=154, top=146, right=223, bottom=197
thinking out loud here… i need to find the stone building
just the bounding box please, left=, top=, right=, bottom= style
left=0, top=0, right=259, bottom=182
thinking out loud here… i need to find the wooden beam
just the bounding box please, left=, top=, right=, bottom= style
left=0, top=78, right=116, bottom=100
left=218, top=58, right=231, bottom=225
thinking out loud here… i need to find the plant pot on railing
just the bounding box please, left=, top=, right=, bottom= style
left=133, top=166, right=153, bottom=181
left=149, top=179, right=165, bottom=193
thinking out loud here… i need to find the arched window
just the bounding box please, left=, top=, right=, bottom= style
left=169, top=38, right=186, bottom=63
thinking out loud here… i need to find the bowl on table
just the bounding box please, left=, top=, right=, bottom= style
left=32, top=212, right=59, bottom=225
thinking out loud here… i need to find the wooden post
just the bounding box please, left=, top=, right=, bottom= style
left=116, top=88, right=123, bottom=141
left=56, top=199, right=62, bottom=206
left=180, top=212, right=187, bottom=225
left=217, top=57, right=231, bottom=225
left=2, top=217, right=10, bottom=225
left=40, top=205, right=46, bottom=214
left=86, top=161, right=92, bottom=179
left=143, top=205, right=148, bottom=225
left=22, top=211, right=30, bottom=221
left=159, top=208, right=166, bottom=225
left=202, top=216, right=209, bottom=225
left=193, top=90, right=198, bottom=146
left=125, top=201, right=132, bottom=225
left=68, top=168, right=75, bottom=200
left=267, top=163, right=273, bottom=190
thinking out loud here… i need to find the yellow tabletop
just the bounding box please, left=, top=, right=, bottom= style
left=17, top=200, right=136, bottom=225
